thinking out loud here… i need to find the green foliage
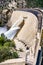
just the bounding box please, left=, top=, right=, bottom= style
left=0, top=47, right=19, bottom=62
left=26, top=0, right=43, bottom=8
left=0, top=35, right=5, bottom=46
left=0, top=34, right=8, bottom=46
left=12, top=52, right=19, bottom=58
left=0, top=34, right=19, bottom=62
left=4, top=41, right=16, bottom=48
left=0, top=34, right=16, bottom=48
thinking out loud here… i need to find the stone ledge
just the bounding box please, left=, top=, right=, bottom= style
left=0, top=58, right=25, bottom=65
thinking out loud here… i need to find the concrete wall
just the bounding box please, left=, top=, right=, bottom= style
left=0, top=58, right=25, bottom=65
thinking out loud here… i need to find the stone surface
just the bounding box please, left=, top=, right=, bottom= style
left=0, top=58, right=25, bottom=65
